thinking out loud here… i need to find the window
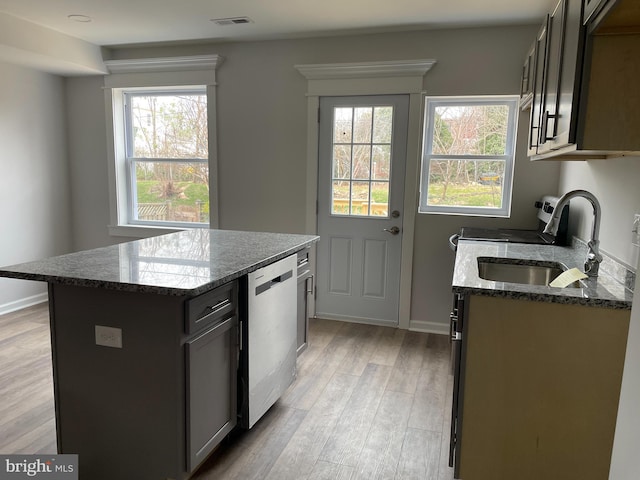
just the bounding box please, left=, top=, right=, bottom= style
left=419, top=96, right=519, bottom=217
left=104, top=54, right=221, bottom=237
left=331, top=105, right=394, bottom=217
left=124, top=88, right=209, bottom=227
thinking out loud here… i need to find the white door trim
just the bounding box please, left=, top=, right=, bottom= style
left=296, top=59, right=436, bottom=330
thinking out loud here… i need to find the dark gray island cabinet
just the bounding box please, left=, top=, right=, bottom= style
left=0, top=229, right=318, bottom=480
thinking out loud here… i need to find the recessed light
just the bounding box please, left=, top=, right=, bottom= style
left=68, top=14, right=92, bottom=23
left=210, top=16, right=253, bottom=26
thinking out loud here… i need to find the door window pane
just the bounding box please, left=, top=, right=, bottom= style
left=352, top=145, right=371, bottom=180
left=331, top=105, right=394, bottom=218
left=353, top=107, right=373, bottom=143
left=351, top=181, right=370, bottom=215
left=372, top=145, right=391, bottom=180
left=371, top=182, right=389, bottom=217
left=333, top=145, right=351, bottom=179
left=332, top=180, right=350, bottom=215
left=334, top=108, right=353, bottom=144
left=372, top=106, right=393, bottom=143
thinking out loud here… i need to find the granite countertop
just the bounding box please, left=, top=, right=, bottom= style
left=0, top=229, right=319, bottom=296
left=452, top=240, right=634, bottom=309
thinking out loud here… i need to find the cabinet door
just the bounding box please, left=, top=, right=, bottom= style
left=583, top=0, right=606, bottom=23
left=528, top=17, right=549, bottom=156
left=538, top=0, right=567, bottom=154
left=520, top=41, right=536, bottom=109
left=539, top=0, right=585, bottom=153
left=186, top=315, right=238, bottom=471
left=458, top=295, right=629, bottom=480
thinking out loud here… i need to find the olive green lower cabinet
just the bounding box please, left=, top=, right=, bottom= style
left=457, top=295, right=630, bottom=480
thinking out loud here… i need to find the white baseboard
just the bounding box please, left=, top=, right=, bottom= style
left=409, top=319, right=449, bottom=336
left=312, top=313, right=397, bottom=328
left=0, top=292, right=48, bottom=316
left=313, top=314, right=449, bottom=335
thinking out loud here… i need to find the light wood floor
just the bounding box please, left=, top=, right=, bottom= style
left=0, top=303, right=56, bottom=454
left=0, top=303, right=454, bottom=480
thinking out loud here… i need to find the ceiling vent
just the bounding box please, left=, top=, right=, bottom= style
left=211, top=17, right=253, bottom=26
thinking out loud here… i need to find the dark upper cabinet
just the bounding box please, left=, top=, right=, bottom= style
left=583, top=0, right=607, bottom=24
left=519, top=40, right=536, bottom=110
left=527, top=18, right=549, bottom=157
left=534, top=0, right=585, bottom=156
left=525, top=0, right=640, bottom=160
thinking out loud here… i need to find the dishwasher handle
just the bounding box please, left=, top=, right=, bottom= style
left=255, top=269, right=293, bottom=296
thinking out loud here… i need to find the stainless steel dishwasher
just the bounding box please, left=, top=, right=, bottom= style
left=240, top=254, right=297, bottom=428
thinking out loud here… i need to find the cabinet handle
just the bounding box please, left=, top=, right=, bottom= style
left=541, top=110, right=557, bottom=142
left=449, top=312, right=460, bottom=342
left=189, top=315, right=236, bottom=344
left=306, top=274, right=314, bottom=295
left=196, top=298, right=232, bottom=324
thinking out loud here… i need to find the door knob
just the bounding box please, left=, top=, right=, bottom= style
left=383, top=226, right=400, bottom=235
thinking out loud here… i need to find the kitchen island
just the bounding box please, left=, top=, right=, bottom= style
left=0, top=229, right=318, bottom=480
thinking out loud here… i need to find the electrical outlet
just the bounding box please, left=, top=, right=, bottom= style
left=95, top=325, right=123, bottom=348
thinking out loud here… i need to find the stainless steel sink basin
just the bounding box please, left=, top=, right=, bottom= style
left=477, top=258, right=582, bottom=288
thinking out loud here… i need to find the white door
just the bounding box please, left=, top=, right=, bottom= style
left=316, top=95, right=409, bottom=326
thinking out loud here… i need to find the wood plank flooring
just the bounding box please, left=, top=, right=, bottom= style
left=194, top=320, right=454, bottom=480
left=0, top=304, right=454, bottom=480
left=0, top=303, right=56, bottom=454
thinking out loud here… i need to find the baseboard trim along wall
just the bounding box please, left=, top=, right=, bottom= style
left=409, top=319, right=449, bottom=336
left=0, top=292, right=48, bottom=316
left=312, top=315, right=449, bottom=335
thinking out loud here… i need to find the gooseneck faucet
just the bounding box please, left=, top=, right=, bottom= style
left=543, top=189, right=602, bottom=277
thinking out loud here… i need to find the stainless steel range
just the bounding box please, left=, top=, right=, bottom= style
left=449, top=195, right=570, bottom=250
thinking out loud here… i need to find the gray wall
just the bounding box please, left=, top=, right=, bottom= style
left=0, top=62, right=72, bottom=312
left=558, top=158, right=640, bottom=268
left=67, top=25, right=561, bottom=328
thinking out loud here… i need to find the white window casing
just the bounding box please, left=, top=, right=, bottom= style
left=419, top=95, right=519, bottom=218
left=103, top=55, right=222, bottom=237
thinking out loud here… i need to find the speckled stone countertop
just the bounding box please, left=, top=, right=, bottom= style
left=452, top=240, right=634, bottom=309
left=0, top=229, right=319, bottom=296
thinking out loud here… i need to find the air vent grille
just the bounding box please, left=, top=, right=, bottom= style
left=211, top=17, right=253, bottom=26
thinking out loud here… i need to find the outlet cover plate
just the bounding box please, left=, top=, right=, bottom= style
left=95, top=325, right=123, bottom=348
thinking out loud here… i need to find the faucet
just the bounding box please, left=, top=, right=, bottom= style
left=543, top=189, right=602, bottom=277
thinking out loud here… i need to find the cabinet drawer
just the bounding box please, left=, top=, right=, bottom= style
left=185, top=281, right=236, bottom=334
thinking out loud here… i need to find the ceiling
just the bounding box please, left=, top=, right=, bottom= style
left=0, top=0, right=546, bottom=47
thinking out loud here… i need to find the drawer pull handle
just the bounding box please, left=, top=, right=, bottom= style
left=197, top=298, right=231, bottom=324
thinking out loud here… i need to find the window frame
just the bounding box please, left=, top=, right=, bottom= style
left=122, top=87, right=209, bottom=229
left=418, top=95, right=519, bottom=217
left=103, top=54, right=221, bottom=238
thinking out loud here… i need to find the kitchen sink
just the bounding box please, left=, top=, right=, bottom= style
left=477, top=258, right=583, bottom=288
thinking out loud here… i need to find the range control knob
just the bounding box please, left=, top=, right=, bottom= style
left=543, top=202, right=555, bottom=214
left=534, top=201, right=543, bottom=208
